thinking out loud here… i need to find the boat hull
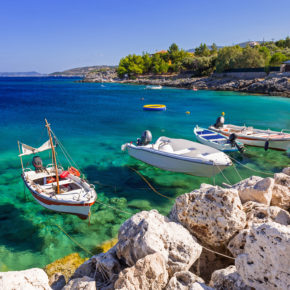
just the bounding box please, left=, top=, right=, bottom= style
left=23, top=176, right=95, bottom=219
left=209, top=127, right=290, bottom=151
left=127, top=146, right=229, bottom=177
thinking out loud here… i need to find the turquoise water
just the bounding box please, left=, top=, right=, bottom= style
left=0, top=77, right=289, bottom=271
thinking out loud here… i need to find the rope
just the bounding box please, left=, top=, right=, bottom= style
left=202, top=245, right=235, bottom=260
left=127, top=166, right=174, bottom=200
left=229, top=155, right=274, bottom=176
left=95, top=199, right=132, bottom=215
left=232, top=161, right=243, bottom=181
left=214, top=162, right=232, bottom=185
left=52, top=223, right=93, bottom=256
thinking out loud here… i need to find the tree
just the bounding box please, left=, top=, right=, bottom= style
left=215, top=45, right=243, bottom=72
left=142, top=53, right=152, bottom=73
left=194, top=43, right=210, bottom=57
left=235, top=46, right=265, bottom=68
left=168, top=43, right=179, bottom=55
left=269, top=52, right=287, bottom=66
left=259, top=46, right=271, bottom=65
left=211, top=43, right=218, bottom=55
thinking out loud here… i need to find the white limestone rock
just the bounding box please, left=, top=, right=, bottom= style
left=243, top=201, right=290, bottom=227
left=209, top=265, right=251, bottom=290
left=235, top=222, right=290, bottom=290
left=227, top=229, right=250, bottom=257
left=282, top=167, right=290, bottom=176
left=271, top=184, right=290, bottom=210
left=274, top=172, right=290, bottom=187
left=232, top=176, right=274, bottom=205
left=170, top=185, right=246, bottom=248
left=116, top=210, right=202, bottom=276
left=62, top=276, right=95, bottom=290
left=114, top=253, right=168, bottom=290
left=0, top=268, right=51, bottom=290
left=165, top=271, right=213, bottom=290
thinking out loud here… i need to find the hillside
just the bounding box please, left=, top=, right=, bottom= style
left=49, top=65, right=117, bottom=77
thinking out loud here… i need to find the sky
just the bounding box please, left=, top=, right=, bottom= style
left=0, top=0, right=289, bottom=73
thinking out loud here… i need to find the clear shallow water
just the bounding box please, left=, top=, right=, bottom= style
left=0, top=77, right=289, bottom=271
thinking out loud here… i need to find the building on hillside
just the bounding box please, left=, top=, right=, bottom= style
left=280, top=60, right=290, bottom=72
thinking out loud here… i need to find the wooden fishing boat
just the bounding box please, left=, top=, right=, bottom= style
left=122, top=130, right=232, bottom=177
left=209, top=124, right=290, bottom=151
left=194, top=126, right=244, bottom=152
left=18, top=119, right=97, bottom=219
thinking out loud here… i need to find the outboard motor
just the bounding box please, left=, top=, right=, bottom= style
left=228, top=133, right=244, bottom=153
left=139, top=130, right=152, bottom=146
left=32, top=156, right=43, bottom=172
left=214, top=116, right=224, bottom=128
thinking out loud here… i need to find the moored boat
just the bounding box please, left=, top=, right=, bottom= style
left=18, top=119, right=97, bottom=219
left=209, top=124, right=290, bottom=151
left=121, top=130, right=232, bottom=177
left=146, top=85, right=162, bottom=90
left=194, top=126, right=244, bottom=152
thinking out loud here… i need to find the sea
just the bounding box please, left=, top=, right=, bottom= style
left=0, top=77, right=289, bottom=271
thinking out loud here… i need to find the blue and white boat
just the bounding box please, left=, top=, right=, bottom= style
left=194, top=126, right=244, bottom=152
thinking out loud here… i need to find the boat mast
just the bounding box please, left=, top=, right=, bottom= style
left=17, top=141, right=24, bottom=172
left=45, top=119, right=60, bottom=194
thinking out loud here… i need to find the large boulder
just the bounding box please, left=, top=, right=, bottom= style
left=116, top=210, right=202, bottom=276
left=235, top=222, right=290, bottom=290
left=282, top=167, right=290, bottom=176
left=243, top=201, right=290, bottom=227
left=228, top=202, right=290, bottom=257
left=166, top=271, right=213, bottom=290
left=209, top=265, right=251, bottom=290
left=271, top=173, right=290, bottom=210
left=0, top=268, right=51, bottom=290
left=232, top=176, right=274, bottom=205
left=114, top=253, right=168, bottom=290
left=271, top=184, right=290, bottom=210
left=170, top=185, right=246, bottom=249
left=62, top=276, right=95, bottom=290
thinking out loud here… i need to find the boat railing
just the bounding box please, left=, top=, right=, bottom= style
left=24, top=168, right=32, bottom=172
left=281, top=129, right=290, bottom=134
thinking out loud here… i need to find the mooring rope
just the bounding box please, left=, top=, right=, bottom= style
left=202, top=245, right=235, bottom=260
left=127, top=166, right=175, bottom=200
left=52, top=223, right=93, bottom=256
left=95, top=199, right=132, bottom=215
left=229, top=155, right=274, bottom=176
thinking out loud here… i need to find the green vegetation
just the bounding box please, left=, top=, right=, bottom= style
left=117, top=37, right=290, bottom=78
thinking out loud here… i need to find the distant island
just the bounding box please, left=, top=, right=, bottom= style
left=49, top=65, right=117, bottom=77
left=0, top=71, right=45, bottom=77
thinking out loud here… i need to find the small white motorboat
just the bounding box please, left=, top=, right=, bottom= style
left=18, top=119, right=97, bottom=219
left=146, top=85, right=162, bottom=90
left=209, top=124, right=290, bottom=151
left=121, top=131, right=232, bottom=177
left=194, top=126, right=244, bottom=153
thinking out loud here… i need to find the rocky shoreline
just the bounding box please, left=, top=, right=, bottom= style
left=81, top=69, right=290, bottom=98
left=1, top=167, right=289, bottom=289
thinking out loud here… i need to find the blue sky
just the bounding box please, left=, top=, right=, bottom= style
left=0, top=0, right=289, bottom=73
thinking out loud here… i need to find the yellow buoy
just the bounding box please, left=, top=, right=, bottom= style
left=186, top=111, right=190, bottom=114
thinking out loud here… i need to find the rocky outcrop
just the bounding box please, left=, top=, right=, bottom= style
left=282, top=167, right=290, bottom=176
left=170, top=185, right=246, bottom=249
left=243, top=201, right=290, bottom=226
left=235, top=222, right=290, bottom=290
left=49, top=273, right=66, bottom=290
left=166, top=271, right=213, bottom=290
left=82, top=71, right=290, bottom=97
left=62, top=276, right=96, bottom=290
left=209, top=265, right=251, bottom=290
left=0, top=268, right=51, bottom=290
left=114, top=253, right=168, bottom=290
left=271, top=173, right=290, bottom=210
left=116, top=210, right=202, bottom=276
left=232, top=176, right=274, bottom=205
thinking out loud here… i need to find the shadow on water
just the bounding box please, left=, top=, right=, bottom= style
left=83, top=164, right=175, bottom=206
left=0, top=203, right=43, bottom=252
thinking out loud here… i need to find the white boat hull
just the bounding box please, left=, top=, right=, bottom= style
left=127, top=146, right=229, bottom=177
left=209, top=126, right=290, bottom=151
